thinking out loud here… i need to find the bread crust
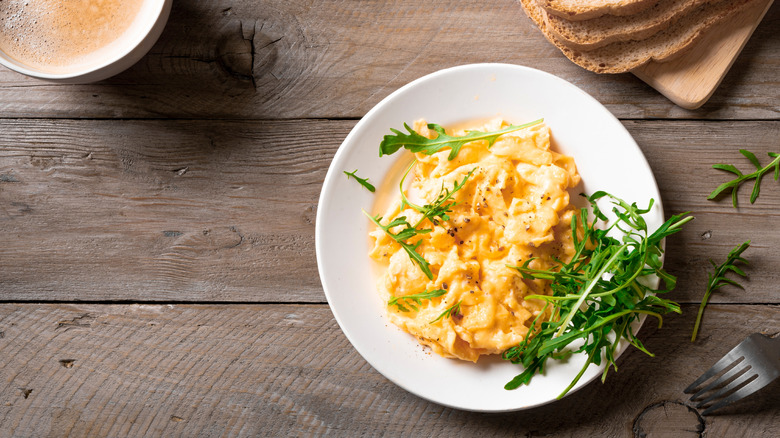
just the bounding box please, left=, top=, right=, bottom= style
left=520, top=0, right=758, bottom=73
left=545, top=0, right=719, bottom=50
left=540, top=0, right=659, bottom=21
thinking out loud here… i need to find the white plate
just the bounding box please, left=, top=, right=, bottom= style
left=315, top=63, right=663, bottom=412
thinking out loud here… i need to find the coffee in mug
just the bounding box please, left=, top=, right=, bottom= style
left=0, top=0, right=145, bottom=74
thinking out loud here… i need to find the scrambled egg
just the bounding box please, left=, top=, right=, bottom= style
left=369, top=119, right=581, bottom=362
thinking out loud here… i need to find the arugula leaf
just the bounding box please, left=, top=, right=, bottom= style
left=365, top=212, right=433, bottom=280
left=388, top=288, right=447, bottom=312
left=380, top=119, right=543, bottom=161
left=430, top=300, right=463, bottom=324
left=400, top=163, right=476, bottom=228
left=344, top=169, right=376, bottom=192
left=691, top=241, right=750, bottom=342
left=708, top=150, right=780, bottom=207
left=503, top=192, right=693, bottom=398
left=366, top=166, right=474, bottom=281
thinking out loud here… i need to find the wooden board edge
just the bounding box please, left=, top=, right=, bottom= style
left=632, top=0, right=775, bottom=110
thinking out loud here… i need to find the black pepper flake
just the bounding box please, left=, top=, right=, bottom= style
left=464, top=218, right=471, bottom=223
left=459, top=241, right=464, bottom=245
left=442, top=283, right=448, bottom=289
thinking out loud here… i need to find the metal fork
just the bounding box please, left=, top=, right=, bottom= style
left=684, top=333, right=780, bottom=415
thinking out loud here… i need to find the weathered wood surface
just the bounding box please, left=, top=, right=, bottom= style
left=0, top=304, right=777, bottom=437
left=0, top=0, right=777, bottom=120
left=1, top=0, right=779, bottom=436
left=0, top=119, right=778, bottom=302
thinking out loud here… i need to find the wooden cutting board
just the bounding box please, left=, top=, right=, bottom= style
left=632, top=0, right=774, bottom=109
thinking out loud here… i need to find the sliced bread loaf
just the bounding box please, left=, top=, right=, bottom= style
left=521, top=0, right=757, bottom=73
left=539, top=0, right=658, bottom=21
left=545, top=0, right=719, bottom=50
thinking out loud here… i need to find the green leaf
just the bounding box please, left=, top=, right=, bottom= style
left=740, top=149, right=761, bottom=169
left=750, top=177, right=761, bottom=204
left=388, top=289, right=447, bottom=312
left=712, top=164, right=742, bottom=175
left=504, top=192, right=692, bottom=398
left=344, top=169, right=376, bottom=192
left=364, top=212, right=433, bottom=280
left=691, top=240, right=750, bottom=342
left=380, top=119, right=543, bottom=161
left=709, top=150, right=780, bottom=208
left=367, top=162, right=474, bottom=281
left=402, top=165, right=476, bottom=229
left=430, top=300, right=463, bottom=324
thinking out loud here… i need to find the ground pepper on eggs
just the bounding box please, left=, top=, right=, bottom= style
left=369, top=118, right=580, bottom=362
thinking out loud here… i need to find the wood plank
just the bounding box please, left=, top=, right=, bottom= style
left=0, top=119, right=338, bottom=302
left=0, top=119, right=778, bottom=302
left=0, top=303, right=777, bottom=436
left=628, top=120, right=780, bottom=304
left=0, top=0, right=777, bottom=120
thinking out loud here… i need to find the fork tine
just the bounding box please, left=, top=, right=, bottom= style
left=700, top=373, right=778, bottom=415
left=684, top=350, right=746, bottom=393
left=690, top=361, right=750, bottom=400
left=695, top=367, right=755, bottom=406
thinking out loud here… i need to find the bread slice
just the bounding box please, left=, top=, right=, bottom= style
left=545, top=0, right=719, bottom=50
left=521, top=0, right=758, bottom=73
left=539, top=0, right=659, bottom=21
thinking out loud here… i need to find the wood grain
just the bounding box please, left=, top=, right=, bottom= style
left=0, top=0, right=776, bottom=435
left=0, top=303, right=777, bottom=437
left=0, top=119, right=335, bottom=302
left=1, top=119, right=778, bottom=303
left=0, top=0, right=776, bottom=120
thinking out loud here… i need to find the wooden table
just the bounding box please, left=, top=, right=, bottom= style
left=1, top=1, right=778, bottom=436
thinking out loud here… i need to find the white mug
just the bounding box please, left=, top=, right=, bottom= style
left=0, top=0, right=172, bottom=84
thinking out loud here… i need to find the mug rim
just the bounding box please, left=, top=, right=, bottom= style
left=0, top=0, right=171, bottom=83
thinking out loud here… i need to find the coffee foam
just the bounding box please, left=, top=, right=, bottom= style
left=0, top=0, right=144, bottom=74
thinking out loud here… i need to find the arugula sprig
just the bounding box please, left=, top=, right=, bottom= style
left=400, top=162, right=476, bottom=226
left=388, top=288, right=447, bottom=312
left=503, top=192, right=692, bottom=398
left=365, top=213, right=433, bottom=279
left=691, top=241, right=750, bottom=342
left=388, top=287, right=462, bottom=325
left=380, top=119, right=543, bottom=161
left=708, top=149, right=780, bottom=207
left=366, top=167, right=474, bottom=280
left=431, top=300, right=463, bottom=324
left=344, top=169, right=376, bottom=192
